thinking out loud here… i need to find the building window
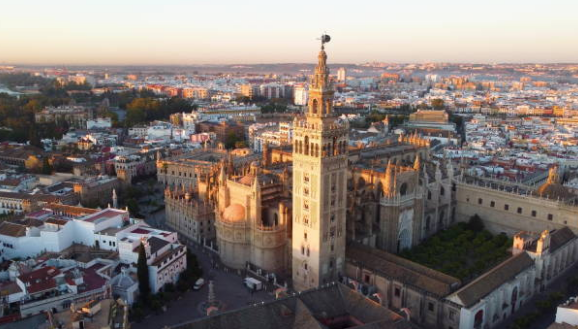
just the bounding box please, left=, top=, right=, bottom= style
left=449, top=310, right=456, bottom=321
left=478, top=198, right=483, bottom=205
left=517, top=207, right=522, bottom=214
left=394, top=287, right=401, bottom=297
left=304, top=232, right=307, bottom=240
left=504, top=204, right=509, bottom=211
left=490, top=201, right=495, bottom=208
left=301, top=246, right=305, bottom=255
left=330, top=214, right=335, bottom=222
left=363, top=274, right=370, bottom=284
left=531, top=210, right=536, bottom=217
left=548, top=214, right=553, bottom=221
left=428, top=302, right=434, bottom=312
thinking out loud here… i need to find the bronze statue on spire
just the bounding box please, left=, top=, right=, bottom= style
left=320, top=34, right=331, bottom=49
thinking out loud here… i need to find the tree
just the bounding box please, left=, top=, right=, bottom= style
left=467, top=214, right=485, bottom=232
left=225, top=132, right=242, bottom=149
left=431, top=98, right=445, bottom=110
left=41, top=157, right=53, bottom=175
left=137, top=242, right=151, bottom=299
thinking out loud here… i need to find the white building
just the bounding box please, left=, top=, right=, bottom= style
left=87, top=117, right=112, bottom=130
left=337, top=67, right=347, bottom=82
left=116, top=223, right=186, bottom=293
left=0, top=207, right=129, bottom=261
left=293, top=84, right=308, bottom=106
left=447, top=228, right=578, bottom=329
left=554, top=297, right=578, bottom=326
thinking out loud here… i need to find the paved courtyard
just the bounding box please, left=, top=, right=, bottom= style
left=133, top=207, right=274, bottom=329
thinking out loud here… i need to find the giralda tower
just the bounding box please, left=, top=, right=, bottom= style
left=292, top=36, right=348, bottom=291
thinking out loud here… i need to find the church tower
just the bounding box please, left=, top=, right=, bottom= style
left=292, top=35, right=349, bottom=291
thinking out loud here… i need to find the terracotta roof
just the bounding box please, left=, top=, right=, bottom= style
left=82, top=208, right=124, bottom=223
left=346, top=243, right=460, bottom=297
left=452, top=252, right=534, bottom=308
left=0, top=221, right=27, bottom=237
left=45, top=218, right=69, bottom=226
left=18, top=266, right=61, bottom=294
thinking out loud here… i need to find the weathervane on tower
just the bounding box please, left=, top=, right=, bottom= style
left=319, top=34, right=331, bottom=50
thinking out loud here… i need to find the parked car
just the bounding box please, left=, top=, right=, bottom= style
left=244, top=277, right=263, bottom=291
left=193, top=278, right=205, bottom=290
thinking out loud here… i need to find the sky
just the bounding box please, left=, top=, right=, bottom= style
left=1, top=0, right=577, bottom=65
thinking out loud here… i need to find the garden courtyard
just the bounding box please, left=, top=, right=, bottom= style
left=399, top=216, right=512, bottom=282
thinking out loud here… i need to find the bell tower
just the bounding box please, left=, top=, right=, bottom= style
left=292, top=35, right=349, bottom=291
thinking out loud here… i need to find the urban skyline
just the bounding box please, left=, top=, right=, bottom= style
left=2, top=0, right=578, bottom=65
left=2, top=2, right=578, bottom=329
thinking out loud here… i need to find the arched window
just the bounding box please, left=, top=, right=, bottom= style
left=304, top=136, right=309, bottom=155
left=440, top=186, right=445, bottom=196
left=399, top=183, right=408, bottom=196
left=439, top=210, right=445, bottom=228
left=474, top=310, right=484, bottom=329
left=511, top=287, right=518, bottom=313
left=332, top=137, right=337, bottom=156
left=311, top=99, right=318, bottom=114
left=397, top=229, right=411, bottom=252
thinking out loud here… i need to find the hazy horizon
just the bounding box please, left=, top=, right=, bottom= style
left=2, top=0, right=578, bottom=65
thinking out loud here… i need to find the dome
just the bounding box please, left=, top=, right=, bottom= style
left=534, top=183, right=574, bottom=201
left=533, top=166, right=574, bottom=201
left=222, top=203, right=245, bottom=223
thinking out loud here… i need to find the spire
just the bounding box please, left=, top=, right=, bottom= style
left=413, top=154, right=421, bottom=171
left=112, top=188, right=118, bottom=209
left=547, top=165, right=560, bottom=184
left=306, top=34, right=334, bottom=119
left=219, top=163, right=226, bottom=184
left=435, top=161, right=442, bottom=180
left=383, top=160, right=394, bottom=198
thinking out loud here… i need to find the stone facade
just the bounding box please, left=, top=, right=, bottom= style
left=165, top=188, right=215, bottom=244
left=456, top=169, right=578, bottom=235
left=291, top=43, right=348, bottom=292
left=215, top=162, right=292, bottom=273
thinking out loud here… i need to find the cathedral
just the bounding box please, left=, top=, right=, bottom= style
left=160, top=39, right=456, bottom=285
left=157, top=38, right=578, bottom=329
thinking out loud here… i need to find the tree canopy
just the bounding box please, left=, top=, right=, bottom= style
left=137, top=242, right=151, bottom=298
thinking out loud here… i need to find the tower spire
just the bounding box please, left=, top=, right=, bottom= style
left=306, top=34, right=334, bottom=120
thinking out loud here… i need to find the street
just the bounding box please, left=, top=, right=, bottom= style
left=133, top=188, right=274, bottom=329
left=132, top=243, right=273, bottom=329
